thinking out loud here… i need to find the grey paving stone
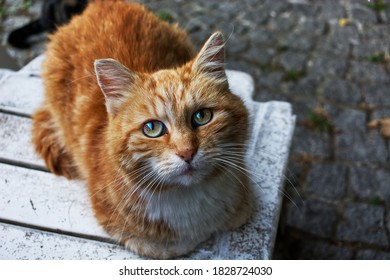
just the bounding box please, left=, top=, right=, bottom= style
left=310, top=55, right=347, bottom=78
left=306, top=163, right=347, bottom=200
left=226, top=35, right=250, bottom=55
left=384, top=6, right=390, bottom=23
left=268, top=13, right=298, bottom=32
left=335, top=129, right=388, bottom=162
left=296, top=240, right=354, bottom=260
left=294, top=18, right=327, bottom=37
left=284, top=158, right=306, bottom=190
left=337, top=202, right=388, bottom=246
left=243, top=10, right=269, bottom=26
left=361, top=25, right=390, bottom=41
left=240, top=47, right=276, bottom=65
left=325, top=105, right=387, bottom=163
left=249, top=27, right=277, bottom=46
left=190, top=30, right=215, bottom=49
left=387, top=218, right=390, bottom=238
left=226, top=60, right=258, bottom=78
left=286, top=198, right=338, bottom=238
left=213, top=2, right=244, bottom=18
left=217, top=22, right=248, bottom=40
left=356, top=250, right=390, bottom=260
left=290, top=99, right=319, bottom=122
left=184, top=19, right=204, bottom=34
left=262, top=0, right=292, bottom=15
left=350, top=165, right=390, bottom=203
left=325, top=105, right=366, bottom=133
left=291, top=126, right=330, bottom=158
left=194, top=13, right=225, bottom=29
left=285, top=74, right=322, bottom=98
left=244, top=0, right=266, bottom=6
left=291, top=3, right=322, bottom=18
left=353, top=40, right=390, bottom=59
left=317, top=24, right=359, bottom=56
left=319, top=1, right=346, bottom=20
left=332, top=24, right=360, bottom=45
left=278, top=51, right=307, bottom=71
left=363, top=83, right=390, bottom=107
left=322, top=79, right=362, bottom=105
left=351, top=6, right=378, bottom=24
left=372, top=108, right=390, bottom=120
left=349, top=61, right=389, bottom=83
left=258, top=71, right=284, bottom=89
left=277, top=32, right=317, bottom=51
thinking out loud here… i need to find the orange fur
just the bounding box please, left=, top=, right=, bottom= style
left=32, top=0, right=252, bottom=259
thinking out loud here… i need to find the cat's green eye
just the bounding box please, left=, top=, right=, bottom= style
left=192, top=108, right=213, bottom=127
left=143, top=121, right=166, bottom=138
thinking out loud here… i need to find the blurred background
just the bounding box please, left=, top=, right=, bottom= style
left=1, top=0, right=390, bottom=259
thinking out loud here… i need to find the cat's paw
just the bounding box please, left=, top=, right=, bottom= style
left=122, top=237, right=198, bottom=259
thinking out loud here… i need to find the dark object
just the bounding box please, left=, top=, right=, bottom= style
left=7, top=0, right=88, bottom=49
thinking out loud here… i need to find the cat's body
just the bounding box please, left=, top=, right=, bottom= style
left=7, top=0, right=88, bottom=49
left=32, top=1, right=252, bottom=259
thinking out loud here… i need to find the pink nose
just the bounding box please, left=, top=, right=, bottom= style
left=176, top=148, right=197, bottom=164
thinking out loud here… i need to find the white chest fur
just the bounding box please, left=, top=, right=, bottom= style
left=144, top=173, right=240, bottom=241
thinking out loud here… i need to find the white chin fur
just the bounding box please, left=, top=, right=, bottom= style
left=153, top=154, right=213, bottom=187
left=169, top=172, right=203, bottom=186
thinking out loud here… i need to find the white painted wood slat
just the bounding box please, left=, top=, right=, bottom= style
left=0, top=163, right=108, bottom=238
left=0, top=223, right=139, bottom=260
left=0, top=113, right=43, bottom=167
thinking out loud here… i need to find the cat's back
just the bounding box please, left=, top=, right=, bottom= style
left=45, top=1, right=193, bottom=78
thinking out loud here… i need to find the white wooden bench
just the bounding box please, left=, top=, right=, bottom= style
left=0, top=55, right=295, bottom=260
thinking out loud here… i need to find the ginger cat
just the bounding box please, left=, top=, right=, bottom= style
left=32, top=0, right=252, bottom=259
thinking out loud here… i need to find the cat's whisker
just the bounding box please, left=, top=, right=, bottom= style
left=67, top=73, right=94, bottom=85
left=116, top=173, right=155, bottom=242
left=105, top=164, right=154, bottom=227
left=215, top=157, right=299, bottom=208
left=220, top=152, right=303, bottom=206
left=206, top=145, right=303, bottom=206
left=214, top=162, right=248, bottom=193
left=141, top=172, right=168, bottom=228
left=88, top=162, right=151, bottom=202
left=89, top=157, right=128, bottom=198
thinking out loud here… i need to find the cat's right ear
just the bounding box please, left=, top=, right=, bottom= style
left=192, top=32, right=227, bottom=83
left=94, top=59, right=137, bottom=116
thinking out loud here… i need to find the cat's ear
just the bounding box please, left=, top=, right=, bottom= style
left=94, top=58, right=137, bottom=115
left=192, top=32, right=227, bottom=82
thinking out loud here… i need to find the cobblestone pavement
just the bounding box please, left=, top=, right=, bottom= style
left=1, top=0, right=390, bottom=259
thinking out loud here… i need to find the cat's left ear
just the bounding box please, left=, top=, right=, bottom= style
left=94, top=58, right=137, bottom=116
left=192, top=32, right=227, bottom=82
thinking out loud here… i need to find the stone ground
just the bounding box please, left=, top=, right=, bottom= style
left=1, top=0, right=390, bottom=259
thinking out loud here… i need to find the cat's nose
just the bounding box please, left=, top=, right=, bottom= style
left=176, top=148, right=197, bottom=164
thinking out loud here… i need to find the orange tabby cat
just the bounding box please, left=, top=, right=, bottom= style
left=32, top=0, right=252, bottom=259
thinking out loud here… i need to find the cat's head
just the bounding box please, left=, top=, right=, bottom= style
left=94, top=32, right=248, bottom=187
